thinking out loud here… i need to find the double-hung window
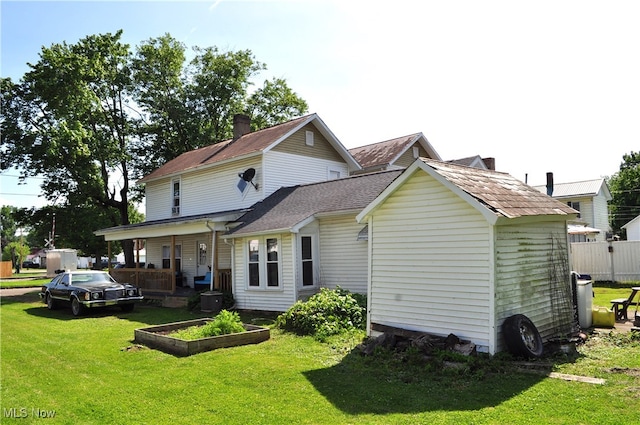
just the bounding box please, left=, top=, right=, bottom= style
left=301, top=236, right=314, bottom=286
left=247, top=237, right=281, bottom=289
left=171, top=178, right=181, bottom=216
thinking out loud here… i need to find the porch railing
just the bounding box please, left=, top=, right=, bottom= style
left=217, top=269, right=231, bottom=292
left=110, top=268, right=233, bottom=294
left=110, top=269, right=174, bottom=293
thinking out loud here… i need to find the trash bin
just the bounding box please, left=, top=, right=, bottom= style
left=201, top=291, right=223, bottom=314
left=575, top=278, right=593, bottom=329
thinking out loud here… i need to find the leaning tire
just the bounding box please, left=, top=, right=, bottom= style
left=502, top=314, right=544, bottom=358
left=46, top=293, right=57, bottom=310
left=71, top=297, right=85, bottom=317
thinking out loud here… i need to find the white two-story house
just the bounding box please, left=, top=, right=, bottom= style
left=95, top=113, right=420, bottom=300
left=533, top=174, right=612, bottom=242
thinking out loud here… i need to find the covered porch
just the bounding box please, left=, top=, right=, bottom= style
left=95, top=211, right=244, bottom=295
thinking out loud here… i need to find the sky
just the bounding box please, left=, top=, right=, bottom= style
left=1, top=0, right=639, bottom=210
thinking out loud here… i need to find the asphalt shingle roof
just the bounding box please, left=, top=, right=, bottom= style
left=423, top=159, right=578, bottom=218
left=348, top=134, right=422, bottom=169
left=225, top=170, right=403, bottom=236
left=138, top=115, right=314, bottom=183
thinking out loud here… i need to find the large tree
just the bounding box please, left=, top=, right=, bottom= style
left=1, top=31, right=137, bottom=264
left=608, top=151, right=640, bottom=238
left=131, top=34, right=308, bottom=175
left=2, top=30, right=308, bottom=262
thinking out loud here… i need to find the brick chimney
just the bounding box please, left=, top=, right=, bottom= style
left=482, top=157, right=495, bottom=170
left=233, top=114, right=251, bottom=140
left=546, top=172, right=554, bottom=196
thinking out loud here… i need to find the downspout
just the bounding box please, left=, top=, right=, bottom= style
left=206, top=221, right=216, bottom=291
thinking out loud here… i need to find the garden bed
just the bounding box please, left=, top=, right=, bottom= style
left=134, top=318, right=270, bottom=356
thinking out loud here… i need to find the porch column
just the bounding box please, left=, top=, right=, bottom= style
left=171, top=235, right=176, bottom=292
left=211, top=230, right=217, bottom=291
left=107, top=241, right=112, bottom=271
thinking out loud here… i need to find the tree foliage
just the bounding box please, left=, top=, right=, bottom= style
left=1, top=205, right=20, bottom=251
left=608, top=151, right=640, bottom=238
left=1, top=30, right=308, bottom=259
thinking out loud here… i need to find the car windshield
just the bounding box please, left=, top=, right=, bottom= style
left=71, top=272, right=115, bottom=284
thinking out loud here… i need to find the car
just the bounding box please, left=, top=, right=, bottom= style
left=21, top=260, right=38, bottom=269
left=39, top=270, right=144, bottom=316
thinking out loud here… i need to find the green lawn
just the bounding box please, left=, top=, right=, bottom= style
left=2, top=290, right=639, bottom=424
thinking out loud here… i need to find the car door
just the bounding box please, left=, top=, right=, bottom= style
left=51, top=273, right=71, bottom=300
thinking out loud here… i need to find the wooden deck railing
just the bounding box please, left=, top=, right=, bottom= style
left=110, top=268, right=233, bottom=294
left=110, top=269, right=174, bottom=293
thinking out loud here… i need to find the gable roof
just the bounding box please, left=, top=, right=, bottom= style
left=448, top=155, right=489, bottom=169
left=224, top=170, right=403, bottom=237
left=622, top=214, right=640, bottom=229
left=358, top=158, right=578, bottom=225
left=139, top=114, right=360, bottom=183
left=532, top=178, right=612, bottom=200
left=348, top=133, right=441, bottom=171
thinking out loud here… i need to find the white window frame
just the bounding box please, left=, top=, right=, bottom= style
left=305, top=130, right=314, bottom=146
left=162, top=244, right=182, bottom=270
left=245, top=236, right=282, bottom=290
left=327, top=167, right=341, bottom=180
left=171, top=178, right=181, bottom=216
left=298, top=234, right=318, bottom=287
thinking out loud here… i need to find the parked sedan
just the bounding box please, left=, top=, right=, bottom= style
left=39, top=270, right=143, bottom=316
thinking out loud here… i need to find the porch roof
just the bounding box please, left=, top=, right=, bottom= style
left=94, top=209, right=248, bottom=241
left=224, top=170, right=402, bottom=237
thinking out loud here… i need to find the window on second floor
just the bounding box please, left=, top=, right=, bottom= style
left=171, top=178, right=181, bottom=216
left=567, top=201, right=581, bottom=218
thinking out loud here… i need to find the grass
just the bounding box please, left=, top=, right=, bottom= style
left=2, top=290, right=639, bottom=424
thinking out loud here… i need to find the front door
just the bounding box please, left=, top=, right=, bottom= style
left=197, top=240, right=209, bottom=276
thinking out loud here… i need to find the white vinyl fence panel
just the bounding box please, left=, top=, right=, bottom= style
left=570, top=241, right=640, bottom=282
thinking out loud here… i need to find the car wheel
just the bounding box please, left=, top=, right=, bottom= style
left=120, top=304, right=135, bottom=313
left=71, top=297, right=85, bottom=317
left=502, top=314, right=544, bottom=358
left=46, top=293, right=57, bottom=310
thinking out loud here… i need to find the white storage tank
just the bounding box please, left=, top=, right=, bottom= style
left=576, top=278, right=593, bottom=329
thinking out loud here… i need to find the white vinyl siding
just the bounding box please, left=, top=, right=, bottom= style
left=263, top=151, right=349, bottom=195
left=232, top=234, right=295, bottom=312
left=317, top=215, right=369, bottom=294
left=183, top=158, right=263, bottom=216
left=367, top=171, right=492, bottom=350
left=145, top=233, right=231, bottom=288
left=592, top=192, right=611, bottom=241
left=144, top=177, right=170, bottom=221
left=494, top=222, right=574, bottom=351
left=143, top=159, right=263, bottom=220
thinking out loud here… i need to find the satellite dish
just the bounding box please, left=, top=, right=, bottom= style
left=241, top=168, right=256, bottom=182
left=238, top=168, right=258, bottom=190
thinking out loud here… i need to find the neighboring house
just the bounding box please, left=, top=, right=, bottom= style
left=622, top=215, right=640, bottom=241
left=532, top=175, right=612, bottom=242
left=447, top=155, right=496, bottom=170
left=222, top=170, right=402, bottom=311
left=356, top=159, right=578, bottom=354
left=96, top=113, right=362, bottom=293
left=348, top=133, right=441, bottom=174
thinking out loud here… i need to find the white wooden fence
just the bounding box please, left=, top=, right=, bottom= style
left=570, top=241, right=640, bottom=282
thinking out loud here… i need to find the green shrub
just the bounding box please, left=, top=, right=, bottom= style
left=275, top=287, right=365, bottom=341
left=170, top=310, right=245, bottom=340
